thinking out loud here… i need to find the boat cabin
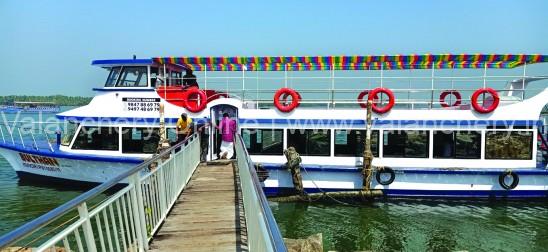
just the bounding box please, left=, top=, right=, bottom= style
left=92, top=59, right=188, bottom=89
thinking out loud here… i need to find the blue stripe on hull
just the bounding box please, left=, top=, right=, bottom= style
left=244, top=119, right=541, bottom=127
left=261, top=163, right=548, bottom=175
left=0, top=143, right=143, bottom=164
left=264, top=187, right=548, bottom=199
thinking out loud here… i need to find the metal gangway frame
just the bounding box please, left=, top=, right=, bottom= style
left=0, top=133, right=287, bottom=252
left=235, top=134, right=287, bottom=252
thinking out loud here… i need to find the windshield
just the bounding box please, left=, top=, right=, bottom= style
left=61, top=122, right=79, bottom=146
left=117, top=66, right=148, bottom=87
left=104, top=66, right=148, bottom=87
left=105, top=67, right=121, bottom=87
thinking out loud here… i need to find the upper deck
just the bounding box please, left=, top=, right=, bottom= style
left=57, top=54, right=548, bottom=125
left=92, top=54, right=547, bottom=106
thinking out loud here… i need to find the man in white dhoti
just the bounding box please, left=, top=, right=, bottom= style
left=216, top=112, right=237, bottom=159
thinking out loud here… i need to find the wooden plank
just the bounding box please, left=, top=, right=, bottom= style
left=149, top=162, right=248, bottom=252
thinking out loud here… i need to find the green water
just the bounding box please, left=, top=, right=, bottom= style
left=0, top=157, right=86, bottom=235
left=271, top=200, right=548, bottom=251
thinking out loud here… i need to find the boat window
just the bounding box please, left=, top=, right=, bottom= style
left=485, top=131, right=533, bottom=160
left=167, top=128, right=178, bottom=142
left=334, top=130, right=379, bottom=157
left=150, top=67, right=159, bottom=87
left=122, top=127, right=160, bottom=154
left=105, top=67, right=122, bottom=87
left=241, top=129, right=284, bottom=155
left=72, top=126, right=119, bottom=151
left=383, top=130, right=429, bottom=158
left=170, top=71, right=182, bottom=85
left=116, top=66, right=148, bottom=87
left=61, top=122, right=79, bottom=146
left=287, top=129, right=331, bottom=156
left=433, top=131, right=481, bottom=159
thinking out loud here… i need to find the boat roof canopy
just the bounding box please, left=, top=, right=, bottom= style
left=91, top=59, right=155, bottom=67
left=153, top=54, right=548, bottom=71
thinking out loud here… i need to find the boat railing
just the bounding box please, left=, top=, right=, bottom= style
left=0, top=121, right=60, bottom=152
left=165, top=86, right=545, bottom=109
left=159, top=72, right=547, bottom=109
left=235, top=133, right=287, bottom=252
left=0, top=134, right=201, bottom=251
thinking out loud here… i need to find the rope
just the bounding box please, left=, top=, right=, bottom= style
left=300, top=165, right=365, bottom=207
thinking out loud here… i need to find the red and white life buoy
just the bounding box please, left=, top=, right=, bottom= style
left=357, top=90, right=379, bottom=109
left=439, top=90, right=462, bottom=108
left=471, top=88, right=499, bottom=113
left=184, top=88, right=207, bottom=113
left=368, top=87, right=395, bottom=114
left=274, top=88, right=300, bottom=112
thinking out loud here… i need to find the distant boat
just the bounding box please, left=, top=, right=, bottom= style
left=0, top=101, right=60, bottom=113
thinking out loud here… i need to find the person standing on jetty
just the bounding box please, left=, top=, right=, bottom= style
left=176, top=113, right=193, bottom=143
left=198, top=117, right=210, bottom=162
left=216, top=112, right=237, bottom=159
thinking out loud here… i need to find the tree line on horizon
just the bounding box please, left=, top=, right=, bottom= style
left=0, top=95, right=92, bottom=106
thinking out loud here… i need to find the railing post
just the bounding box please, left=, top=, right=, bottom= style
left=521, top=62, right=527, bottom=100
left=44, top=129, right=54, bottom=152
left=0, top=127, right=4, bottom=143
left=17, top=128, right=25, bottom=148
left=242, top=67, right=246, bottom=102
left=29, top=130, right=38, bottom=150
left=430, top=63, right=435, bottom=109
left=77, top=203, right=98, bottom=252
left=157, top=160, right=168, bottom=217
left=129, top=173, right=148, bottom=251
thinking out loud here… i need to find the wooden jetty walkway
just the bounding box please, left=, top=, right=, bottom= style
left=149, top=160, right=248, bottom=252
left=0, top=135, right=286, bottom=252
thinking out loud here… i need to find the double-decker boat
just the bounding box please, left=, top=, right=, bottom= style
left=0, top=54, right=547, bottom=198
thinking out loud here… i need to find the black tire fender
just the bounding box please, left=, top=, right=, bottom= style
left=375, top=167, right=396, bottom=186
left=499, top=171, right=519, bottom=190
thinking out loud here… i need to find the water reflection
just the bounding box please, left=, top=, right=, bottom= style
left=271, top=199, right=548, bottom=251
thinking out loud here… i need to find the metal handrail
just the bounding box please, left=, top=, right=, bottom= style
left=17, top=128, right=25, bottom=148
left=0, top=134, right=198, bottom=248
left=43, top=129, right=54, bottom=152
left=235, top=134, right=287, bottom=252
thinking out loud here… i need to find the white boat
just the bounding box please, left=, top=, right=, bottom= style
left=0, top=101, right=60, bottom=113
left=0, top=54, right=547, bottom=198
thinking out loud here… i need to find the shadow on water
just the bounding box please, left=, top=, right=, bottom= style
left=270, top=198, right=548, bottom=252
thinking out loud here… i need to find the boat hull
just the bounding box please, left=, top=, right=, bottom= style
left=0, top=148, right=140, bottom=184
left=261, top=164, right=548, bottom=198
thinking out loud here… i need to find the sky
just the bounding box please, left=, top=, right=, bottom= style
left=0, top=0, right=547, bottom=96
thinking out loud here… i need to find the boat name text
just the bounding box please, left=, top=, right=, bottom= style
left=19, top=153, right=60, bottom=167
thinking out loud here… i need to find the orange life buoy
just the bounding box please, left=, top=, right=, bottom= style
left=184, top=88, right=207, bottom=113
left=274, top=88, right=300, bottom=112
left=368, top=87, right=395, bottom=114
left=471, top=88, right=499, bottom=113
left=357, top=90, right=379, bottom=108
left=439, top=90, right=462, bottom=108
